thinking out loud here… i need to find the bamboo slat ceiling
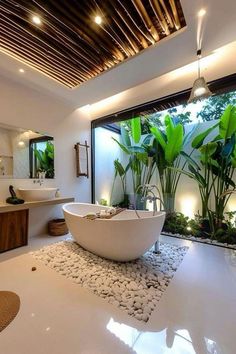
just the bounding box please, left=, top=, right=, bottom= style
left=0, top=0, right=186, bottom=88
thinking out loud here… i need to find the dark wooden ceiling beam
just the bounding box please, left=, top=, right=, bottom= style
left=1, top=44, right=78, bottom=87
left=158, top=0, right=174, bottom=28
left=0, top=0, right=186, bottom=87
left=0, top=3, right=108, bottom=72
left=131, top=0, right=160, bottom=41
left=169, top=0, right=181, bottom=29
left=113, top=2, right=148, bottom=49
left=149, top=0, right=170, bottom=35
left=116, top=0, right=156, bottom=45
left=0, top=26, right=91, bottom=83
left=45, top=0, right=125, bottom=62
left=6, top=0, right=117, bottom=69
left=0, top=13, right=101, bottom=80
left=94, top=1, right=141, bottom=54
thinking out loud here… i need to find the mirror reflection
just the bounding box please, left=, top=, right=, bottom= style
left=0, top=123, right=54, bottom=179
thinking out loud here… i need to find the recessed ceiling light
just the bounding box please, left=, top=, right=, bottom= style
left=19, top=68, right=25, bottom=73
left=94, top=15, right=102, bottom=25
left=32, top=15, right=42, bottom=25
left=198, top=8, right=207, bottom=17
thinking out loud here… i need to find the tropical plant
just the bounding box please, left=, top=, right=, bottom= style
left=99, top=198, right=108, bottom=206
left=194, top=105, right=236, bottom=230
left=175, top=105, right=236, bottom=233
left=197, top=91, right=236, bottom=122
left=110, top=159, right=129, bottom=206
left=163, top=212, right=189, bottom=235
left=147, top=105, right=193, bottom=127
left=149, top=115, right=195, bottom=213
left=112, top=117, right=156, bottom=202
left=34, top=141, right=54, bottom=178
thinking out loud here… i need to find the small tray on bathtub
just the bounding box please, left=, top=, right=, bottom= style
left=83, top=208, right=126, bottom=220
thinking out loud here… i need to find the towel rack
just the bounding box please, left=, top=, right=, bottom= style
left=74, top=141, right=89, bottom=178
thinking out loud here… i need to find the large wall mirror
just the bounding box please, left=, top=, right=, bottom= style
left=0, top=123, right=54, bottom=179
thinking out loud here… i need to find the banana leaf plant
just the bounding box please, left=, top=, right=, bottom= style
left=150, top=115, right=188, bottom=213
left=110, top=159, right=129, bottom=206
left=34, top=141, right=55, bottom=178
left=112, top=117, right=155, bottom=199
left=194, top=105, right=236, bottom=230
left=175, top=105, right=236, bottom=233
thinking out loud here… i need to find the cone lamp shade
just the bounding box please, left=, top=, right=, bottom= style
left=188, top=50, right=213, bottom=103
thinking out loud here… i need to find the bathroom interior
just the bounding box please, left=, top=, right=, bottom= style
left=0, top=0, right=236, bottom=353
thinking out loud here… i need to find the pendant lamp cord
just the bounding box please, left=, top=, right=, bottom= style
left=197, top=49, right=202, bottom=78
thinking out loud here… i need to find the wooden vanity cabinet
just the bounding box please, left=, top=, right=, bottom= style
left=0, top=210, right=29, bottom=252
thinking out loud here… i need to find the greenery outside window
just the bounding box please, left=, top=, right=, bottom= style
left=29, top=136, right=54, bottom=178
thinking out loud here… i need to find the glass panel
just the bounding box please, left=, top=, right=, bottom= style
left=94, top=88, right=236, bottom=208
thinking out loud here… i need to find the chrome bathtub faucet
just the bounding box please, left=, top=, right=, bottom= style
left=134, top=184, right=165, bottom=255
left=33, top=179, right=44, bottom=186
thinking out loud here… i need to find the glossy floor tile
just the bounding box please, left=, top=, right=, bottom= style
left=0, top=235, right=235, bottom=354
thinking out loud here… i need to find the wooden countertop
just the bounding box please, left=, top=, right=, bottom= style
left=0, top=197, right=74, bottom=213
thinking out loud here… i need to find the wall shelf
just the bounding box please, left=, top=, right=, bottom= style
left=0, top=197, right=74, bottom=213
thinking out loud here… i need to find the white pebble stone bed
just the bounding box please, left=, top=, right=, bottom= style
left=31, top=240, right=188, bottom=323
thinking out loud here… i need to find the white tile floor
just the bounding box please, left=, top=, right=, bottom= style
left=0, top=234, right=236, bottom=354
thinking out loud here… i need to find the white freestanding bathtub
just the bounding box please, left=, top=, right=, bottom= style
left=63, top=203, right=165, bottom=262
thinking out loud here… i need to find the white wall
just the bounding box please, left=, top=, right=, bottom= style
left=89, top=42, right=236, bottom=120
left=0, top=75, right=91, bottom=236
left=95, top=127, right=125, bottom=205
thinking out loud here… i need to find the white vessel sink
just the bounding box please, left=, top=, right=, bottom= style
left=18, top=188, right=57, bottom=202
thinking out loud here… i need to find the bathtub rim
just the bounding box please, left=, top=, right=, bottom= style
left=63, top=202, right=166, bottom=221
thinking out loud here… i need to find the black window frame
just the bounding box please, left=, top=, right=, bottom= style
left=91, top=73, right=236, bottom=203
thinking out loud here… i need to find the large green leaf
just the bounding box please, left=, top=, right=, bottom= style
left=46, top=142, right=54, bottom=154
left=199, top=142, right=217, bottom=157
left=136, top=152, right=148, bottom=165
left=231, top=139, right=236, bottom=167
left=199, top=142, right=219, bottom=168
left=231, top=157, right=236, bottom=168
left=131, top=117, right=141, bottom=144
left=221, top=134, right=236, bottom=158
left=114, top=159, right=125, bottom=177
left=200, top=157, right=220, bottom=168
left=48, top=152, right=54, bottom=160
left=112, top=137, right=130, bottom=154
left=165, top=124, right=183, bottom=164
left=219, top=105, right=236, bottom=139
left=142, top=134, right=153, bottom=145
left=120, top=124, right=131, bottom=146
left=165, top=115, right=175, bottom=141
left=188, top=164, right=206, bottom=187
left=128, top=146, right=146, bottom=153
left=150, top=126, right=166, bottom=150
left=192, top=122, right=219, bottom=149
